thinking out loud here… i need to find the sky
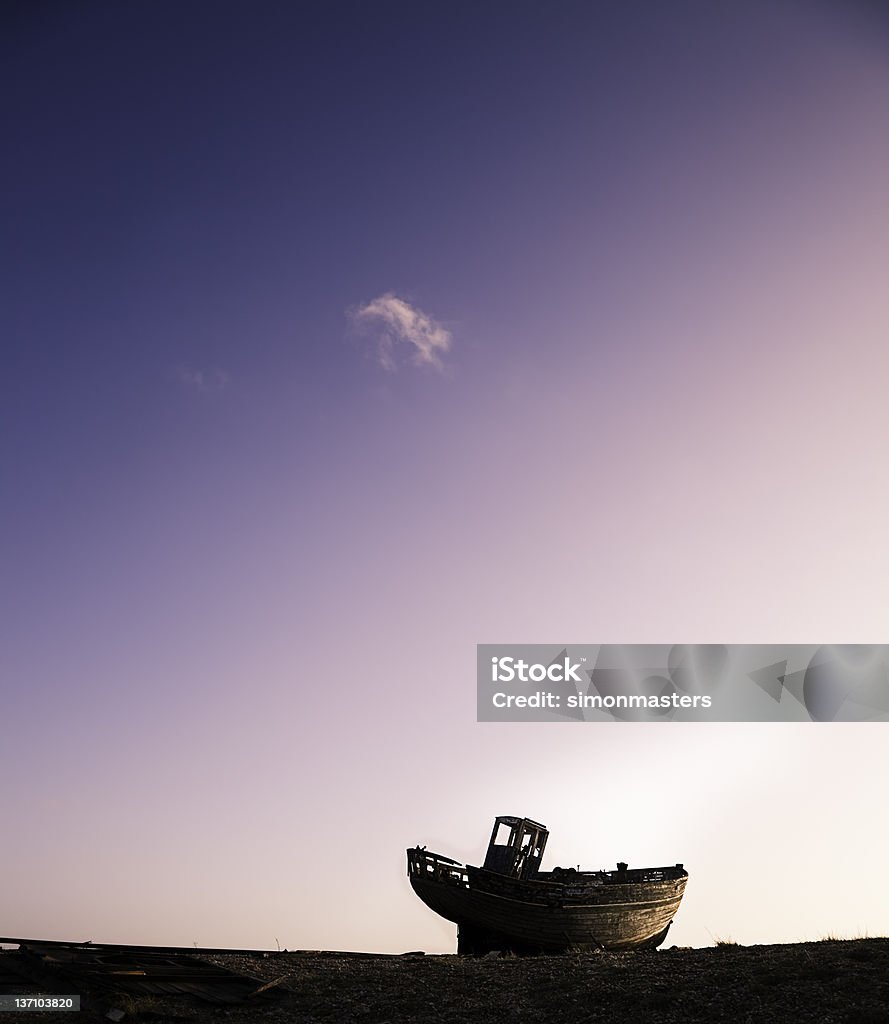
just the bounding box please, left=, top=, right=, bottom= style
left=2, top=0, right=888, bottom=952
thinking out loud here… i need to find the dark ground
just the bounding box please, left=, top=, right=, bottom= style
left=2, top=939, right=889, bottom=1023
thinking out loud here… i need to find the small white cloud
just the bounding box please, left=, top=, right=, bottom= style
left=177, top=366, right=230, bottom=393
left=351, top=293, right=452, bottom=372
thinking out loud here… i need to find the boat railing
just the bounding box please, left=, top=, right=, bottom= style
left=407, top=847, right=469, bottom=887
left=615, top=865, right=687, bottom=883
left=543, top=864, right=687, bottom=885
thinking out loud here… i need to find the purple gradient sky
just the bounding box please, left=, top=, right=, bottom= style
left=2, top=0, right=888, bottom=950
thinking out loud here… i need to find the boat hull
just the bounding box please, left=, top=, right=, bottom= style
left=410, top=870, right=686, bottom=953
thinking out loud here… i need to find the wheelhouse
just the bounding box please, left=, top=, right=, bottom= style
left=481, top=815, right=549, bottom=879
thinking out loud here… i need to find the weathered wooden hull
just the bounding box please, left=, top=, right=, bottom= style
left=410, top=867, right=686, bottom=953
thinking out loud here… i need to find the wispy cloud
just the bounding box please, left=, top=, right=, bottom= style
left=351, top=293, right=452, bottom=372
left=176, top=366, right=231, bottom=393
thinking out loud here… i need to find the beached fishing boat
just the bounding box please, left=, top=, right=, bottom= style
left=407, top=815, right=687, bottom=953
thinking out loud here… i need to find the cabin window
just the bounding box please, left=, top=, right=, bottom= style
left=493, top=822, right=514, bottom=846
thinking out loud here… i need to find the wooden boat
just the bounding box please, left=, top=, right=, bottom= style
left=407, top=815, right=687, bottom=953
